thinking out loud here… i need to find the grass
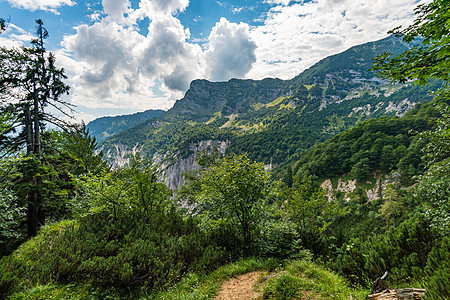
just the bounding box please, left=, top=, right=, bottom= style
left=5, top=257, right=368, bottom=299
left=149, top=257, right=279, bottom=300
left=267, top=96, right=286, bottom=108
left=152, top=258, right=369, bottom=300
left=252, top=103, right=264, bottom=111
left=258, top=260, right=369, bottom=299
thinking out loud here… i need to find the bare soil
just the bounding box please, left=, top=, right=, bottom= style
left=214, top=271, right=263, bottom=300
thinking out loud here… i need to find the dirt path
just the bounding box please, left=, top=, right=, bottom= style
left=215, top=271, right=263, bottom=300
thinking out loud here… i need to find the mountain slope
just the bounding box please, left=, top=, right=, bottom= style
left=98, top=35, right=441, bottom=188
left=86, top=109, right=165, bottom=142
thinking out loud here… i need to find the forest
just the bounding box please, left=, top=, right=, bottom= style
left=0, top=1, right=449, bottom=299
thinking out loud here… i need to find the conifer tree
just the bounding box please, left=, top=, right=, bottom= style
left=0, top=19, right=70, bottom=236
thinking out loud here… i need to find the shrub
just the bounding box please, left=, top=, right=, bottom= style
left=423, top=236, right=450, bottom=300
left=330, top=213, right=438, bottom=286
left=258, top=220, right=303, bottom=259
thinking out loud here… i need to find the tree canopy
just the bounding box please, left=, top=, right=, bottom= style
left=372, top=0, right=450, bottom=86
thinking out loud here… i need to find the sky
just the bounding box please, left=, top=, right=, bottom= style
left=0, top=0, right=427, bottom=122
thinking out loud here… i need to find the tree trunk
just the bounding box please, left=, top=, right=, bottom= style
left=26, top=89, right=44, bottom=237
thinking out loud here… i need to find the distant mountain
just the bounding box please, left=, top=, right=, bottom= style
left=86, top=109, right=165, bottom=142
left=163, top=78, right=287, bottom=122
left=98, top=35, right=441, bottom=188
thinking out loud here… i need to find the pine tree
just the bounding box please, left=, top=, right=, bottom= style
left=0, top=19, right=71, bottom=236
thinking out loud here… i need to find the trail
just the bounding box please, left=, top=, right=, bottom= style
left=214, top=271, right=263, bottom=300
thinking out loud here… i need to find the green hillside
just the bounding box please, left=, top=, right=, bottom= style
left=86, top=109, right=165, bottom=142
left=1, top=3, right=449, bottom=298
left=99, top=35, right=441, bottom=174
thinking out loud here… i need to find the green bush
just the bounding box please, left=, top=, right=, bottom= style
left=423, top=236, right=450, bottom=300
left=330, top=213, right=438, bottom=286
left=0, top=206, right=233, bottom=299
left=0, top=254, right=25, bottom=296
left=262, top=273, right=302, bottom=300
left=258, top=220, right=303, bottom=259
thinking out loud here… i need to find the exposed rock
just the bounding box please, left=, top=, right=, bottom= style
left=321, top=174, right=389, bottom=202
left=159, top=140, right=229, bottom=190
left=369, top=288, right=426, bottom=300
left=385, top=99, right=417, bottom=117
left=321, top=179, right=334, bottom=201
left=366, top=175, right=390, bottom=202
left=104, top=143, right=144, bottom=168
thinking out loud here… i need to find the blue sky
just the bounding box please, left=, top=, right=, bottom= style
left=0, top=0, right=425, bottom=122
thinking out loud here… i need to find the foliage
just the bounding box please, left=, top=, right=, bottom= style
left=0, top=164, right=232, bottom=298
left=0, top=18, right=5, bottom=33
left=72, top=155, right=170, bottom=218
left=258, top=219, right=303, bottom=259
left=372, top=0, right=450, bottom=85
left=379, top=184, right=404, bottom=227
left=423, top=236, right=450, bottom=300
left=330, top=213, right=438, bottom=286
left=183, top=154, right=273, bottom=255
left=260, top=259, right=369, bottom=300
left=0, top=189, right=25, bottom=256
left=292, top=103, right=439, bottom=181
left=415, top=103, right=450, bottom=235
left=373, top=0, right=450, bottom=237
left=0, top=19, right=71, bottom=236
left=86, top=109, right=165, bottom=142
left=284, top=176, right=349, bottom=255
left=50, top=124, right=107, bottom=175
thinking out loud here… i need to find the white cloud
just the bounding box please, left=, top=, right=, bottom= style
left=102, top=0, right=131, bottom=21
left=132, top=0, right=189, bottom=20
left=5, top=0, right=75, bottom=13
left=134, top=14, right=202, bottom=91
left=0, top=23, right=34, bottom=48
left=57, top=1, right=203, bottom=112
left=150, top=0, right=189, bottom=14
left=265, top=0, right=294, bottom=5
left=57, top=0, right=259, bottom=114
left=203, top=18, right=257, bottom=82
left=2, top=0, right=428, bottom=120
left=247, top=0, right=428, bottom=80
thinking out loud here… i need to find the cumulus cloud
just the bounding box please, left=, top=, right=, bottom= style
left=5, top=0, right=75, bottom=13
left=62, top=21, right=141, bottom=100
left=102, top=0, right=131, bottom=21
left=150, top=0, right=189, bottom=14
left=132, top=0, right=189, bottom=20
left=57, top=0, right=257, bottom=114
left=247, top=0, right=427, bottom=80
left=0, top=24, right=34, bottom=48
left=203, top=18, right=257, bottom=82
left=58, top=1, right=206, bottom=111
left=135, top=15, right=201, bottom=91
left=5, top=0, right=424, bottom=120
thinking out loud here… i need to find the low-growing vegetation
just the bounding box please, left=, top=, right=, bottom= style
left=0, top=1, right=449, bottom=299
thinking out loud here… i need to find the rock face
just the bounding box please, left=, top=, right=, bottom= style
left=321, top=174, right=390, bottom=202
left=103, top=139, right=229, bottom=190
left=103, top=143, right=144, bottom=168
left=159, top=140, right=229, bottom=190
left=164, top=78, right=287, bottom=121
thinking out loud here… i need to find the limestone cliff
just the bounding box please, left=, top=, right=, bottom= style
left=321, top=174, right=391, bottom=202
left=157, top=140, right=229, bottom=190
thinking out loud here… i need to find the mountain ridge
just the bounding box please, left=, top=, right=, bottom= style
left=94, top=35, right=441, bottom=188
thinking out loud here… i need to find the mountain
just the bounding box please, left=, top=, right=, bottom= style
left=163, top=78, right=287, bottom=122
left=98, top=35, right=441, bottom=188
left=86, top=109, right=165, bottom=142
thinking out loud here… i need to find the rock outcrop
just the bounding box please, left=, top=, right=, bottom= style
left=321, top=174, right=390, bottom=202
